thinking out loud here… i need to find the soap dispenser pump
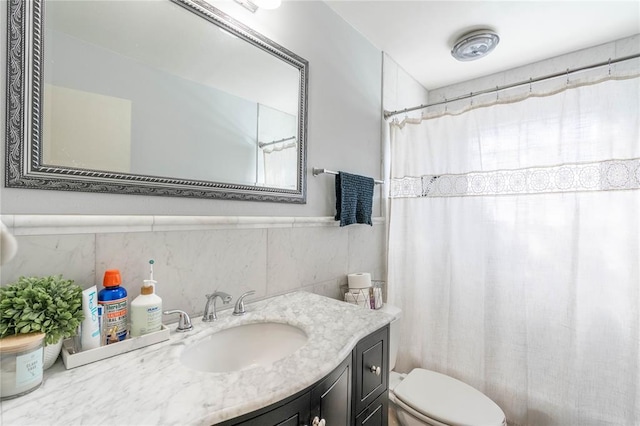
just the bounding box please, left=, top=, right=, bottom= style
left=130, top=260, right=163, bottom=337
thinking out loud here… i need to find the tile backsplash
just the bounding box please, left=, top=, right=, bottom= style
left=0, top=215, right=386, bottom=317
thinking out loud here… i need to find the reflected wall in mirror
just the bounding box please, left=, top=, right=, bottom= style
left=6, top=0, right=308, bottom=202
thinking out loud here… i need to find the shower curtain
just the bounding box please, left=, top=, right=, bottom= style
left=387, top=76, right=639, bottom=425
left=261, top=141, right=297, bottom=189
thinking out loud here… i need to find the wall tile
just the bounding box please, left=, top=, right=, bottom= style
left=347, top=224, right=386, bottom=280
left=309, top=277, right=344, bottom=301
left=267, top=226, right=348, bottom=294
left=1, top=215, right=387, bottom=320
left=0, top=234, right=95, bottom=287
left=96, top=229, right=267, bottom=317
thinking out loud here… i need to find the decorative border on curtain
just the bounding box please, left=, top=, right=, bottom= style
left=390, top=158, right=640, bottom=198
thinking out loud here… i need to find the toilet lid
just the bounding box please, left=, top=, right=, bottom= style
left=393, top=369, right=505, bottom=426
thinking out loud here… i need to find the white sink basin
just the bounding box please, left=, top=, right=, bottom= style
left=180, top=322, right=308, bottom=373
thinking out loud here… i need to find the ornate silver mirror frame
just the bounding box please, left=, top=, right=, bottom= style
left=5, top=0, right=308, bottom=203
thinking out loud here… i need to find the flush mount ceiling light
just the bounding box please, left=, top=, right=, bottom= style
left=233, top=0, right=281, bottom=13
left=451, top=30, right=500, bottom=62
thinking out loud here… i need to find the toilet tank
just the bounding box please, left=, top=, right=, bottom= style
left=379, top=304, right=402, bottom=371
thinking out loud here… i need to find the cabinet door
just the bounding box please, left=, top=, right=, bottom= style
left=353, top=325, right=389, bottom=417
left=354, top=392, right=388, bottom=426
left=310, top=356, right=352, bottom=426
left=232, top=392, right=311, bottom=426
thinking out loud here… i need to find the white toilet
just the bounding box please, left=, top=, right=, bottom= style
left=380, top=304, right=506, bottom=426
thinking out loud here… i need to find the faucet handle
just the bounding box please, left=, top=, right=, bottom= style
left=233, top=290, right=256, bottom=316
left=163, top=309, right=193, bottom=332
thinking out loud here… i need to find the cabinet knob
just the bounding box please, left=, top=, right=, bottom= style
left=369, top=365, right=381, bottom=376
left=312, top=417, right=326, bottom=426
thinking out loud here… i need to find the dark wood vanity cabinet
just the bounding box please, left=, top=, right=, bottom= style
left=352, top=326, right=389, bottom=425
left=220, top=325, right=389, bottom=426
left=311, top=356, right=352, bottom=425
left=354, top=392, right=388, bottom=426
left=234, top=392, right=311, bottom=426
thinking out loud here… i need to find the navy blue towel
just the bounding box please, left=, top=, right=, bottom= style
left=335, top=172, right=374, bottom=227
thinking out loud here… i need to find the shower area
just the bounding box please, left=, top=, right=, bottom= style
left=383, top=46, right=639, bottom=426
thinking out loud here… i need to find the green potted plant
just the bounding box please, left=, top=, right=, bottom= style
left=0, top=275, right=84, bottom=369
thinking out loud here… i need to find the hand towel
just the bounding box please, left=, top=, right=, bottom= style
left=335, top=172, right=374, bottom=227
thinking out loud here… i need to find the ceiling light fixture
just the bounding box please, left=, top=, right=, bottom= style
left=233, top=0, right=281, bottom=13
left=451, top=30, right=500, bottom=62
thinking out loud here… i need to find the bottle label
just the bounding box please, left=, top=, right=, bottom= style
left=141, top=305, right=162, bottom=335
left=146, top=306, right=162, bottom=330
left=99, top=297, right=128, bottom=342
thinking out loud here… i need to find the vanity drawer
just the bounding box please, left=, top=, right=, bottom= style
left=353, top=325, right=389, bottom=418
left=354, top=391, right=388, bottom=426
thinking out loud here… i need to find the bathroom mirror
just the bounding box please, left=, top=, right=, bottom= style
left=5, top=0, right=308, bottom=203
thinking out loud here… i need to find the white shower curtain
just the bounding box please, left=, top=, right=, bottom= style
left=261, top=141, right=297, bottom=189
left=387, top=76, right=640, bottom=425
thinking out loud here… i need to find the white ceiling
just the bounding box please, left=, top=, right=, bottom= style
left=325, top=1, right=640, bottom=90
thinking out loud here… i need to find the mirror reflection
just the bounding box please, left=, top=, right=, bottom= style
left=6, top=0, right=308, bottom=202
left=257, top=105, right=298, bottom=189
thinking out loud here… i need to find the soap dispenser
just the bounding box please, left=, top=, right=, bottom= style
left=130, top=260, right=163, bottom=337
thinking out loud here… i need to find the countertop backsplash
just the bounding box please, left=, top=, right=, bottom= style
left=0, top=215, right=386, bottom=318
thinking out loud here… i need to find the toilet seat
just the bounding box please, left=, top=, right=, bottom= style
left=391, top=369, right=505, bottom=426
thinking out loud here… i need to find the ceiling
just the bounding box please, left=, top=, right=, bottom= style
left=325, top=1, right=640, bottom=90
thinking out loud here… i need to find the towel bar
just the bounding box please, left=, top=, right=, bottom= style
left=312, top=168, right=384, bottom=185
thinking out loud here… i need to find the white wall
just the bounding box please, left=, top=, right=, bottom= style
left=0, top=1, right=384, bottom=217
left=382, top=53, right=429, bottom=120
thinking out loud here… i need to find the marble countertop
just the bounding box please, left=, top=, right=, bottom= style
left=0, top=292, right=394, bottom=425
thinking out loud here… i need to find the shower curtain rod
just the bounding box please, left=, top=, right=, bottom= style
left=258, top=136, right=296, bottom=148
left=384, top=53, right=640, bottom=119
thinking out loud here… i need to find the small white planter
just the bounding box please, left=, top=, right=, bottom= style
left=43, top=339, right=63, bottom=370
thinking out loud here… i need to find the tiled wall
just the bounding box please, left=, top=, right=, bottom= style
left=0, top=216, right=386, bottom=317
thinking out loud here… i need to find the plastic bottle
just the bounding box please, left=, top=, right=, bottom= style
left=98, top=270, right=128, bottom=343
left=130, top=260, right=163, bottom=337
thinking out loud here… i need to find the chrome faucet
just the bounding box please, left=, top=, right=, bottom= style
left=202, top=291, right=232, bottom=322
left=233, top=290, right=256, bottom=316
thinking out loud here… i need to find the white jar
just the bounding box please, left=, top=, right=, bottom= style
left=0, top=332, right=45, bottom=400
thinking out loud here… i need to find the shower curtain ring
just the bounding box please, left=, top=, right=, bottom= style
left=566, top=68, right=570, bottom=85
left=608, top=58, right=612, bottom=76
left=496, top=86, right=499, bottom=101
left=470, top=92, right=473, bottom=106
left=444, top=97, right=448, bottom=113
left=529, top=78, right=533, bottom=93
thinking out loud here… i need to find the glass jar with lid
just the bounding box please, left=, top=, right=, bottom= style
left=0, top=332, right=45, bottom=400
